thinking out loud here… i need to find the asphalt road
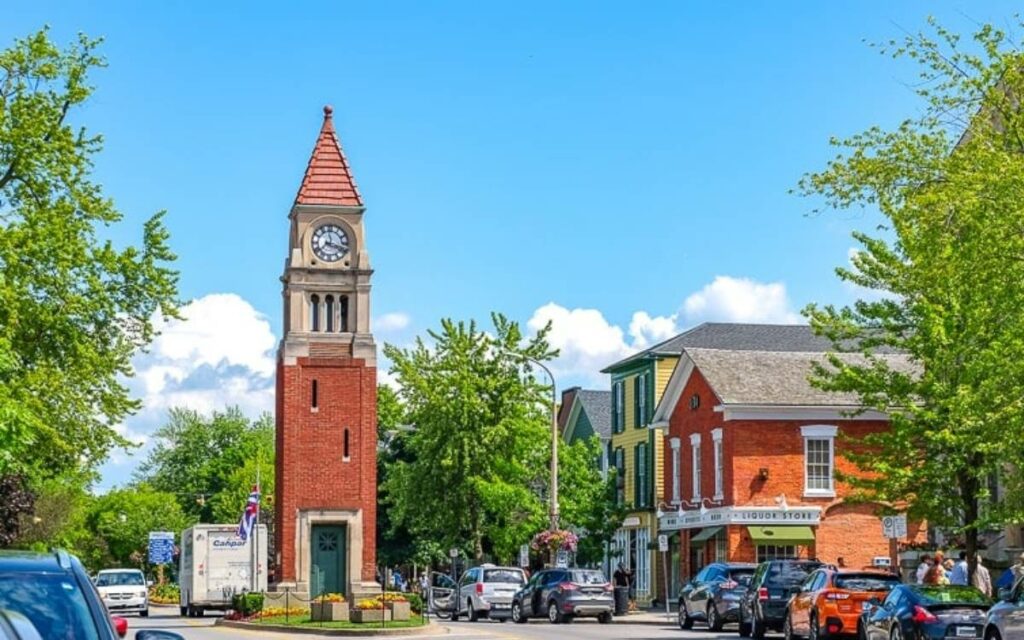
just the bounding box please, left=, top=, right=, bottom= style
left=132, top=605, right=746, bottom=640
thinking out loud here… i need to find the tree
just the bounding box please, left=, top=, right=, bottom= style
left=86, top=484, right=192, bottom=569
left=557, top=437, right=627, bottom=567
left=382, top=314, right=555, bottom=562
left=136, top=408, right=273, bottom=523
left=0, top=28, right=179, bottom=484
left=798, top=18, right=1024, bottom=583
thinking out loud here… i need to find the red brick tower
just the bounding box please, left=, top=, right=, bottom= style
left=273, top=106, right=379, bottom=599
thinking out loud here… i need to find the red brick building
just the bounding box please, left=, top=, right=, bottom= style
left=646, top=327, right=923, bottom=601
left=273, top=107, right=381, bottom=599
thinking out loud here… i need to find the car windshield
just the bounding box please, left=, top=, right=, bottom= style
left=95, top=571, right=144, bottom=587
left=0, top=572, right=100, bottom=640
left=765, top=563, right=821, bottom=587
left=482, top=569, right=525, bottom=584
left=570, top=570, right=607, bottom=585
left=912, top=586, right=990, bottom=605
left=834, top=574, right=899, bottom=592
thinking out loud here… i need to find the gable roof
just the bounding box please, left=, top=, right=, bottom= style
left=601, top=323, right=837, bottom=373
left=295, top=105, right=363, bottom=207
left=576, top=390, right=612, bottom=439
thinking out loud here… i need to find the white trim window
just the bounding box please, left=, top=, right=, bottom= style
left=690, top=433, right=702, bottom=501
left=670, top=438, right=681, bottom=503
left=711, top=428, right=724, bottom=500
left=801, top=425, right=838, bottom=497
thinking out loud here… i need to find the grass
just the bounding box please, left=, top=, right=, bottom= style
left=250, top=614, right=429, bottom=629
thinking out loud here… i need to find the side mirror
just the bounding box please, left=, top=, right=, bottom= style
left=111, top=616, right=127, bottom=638
left=136, top=632, right=187, bottom=640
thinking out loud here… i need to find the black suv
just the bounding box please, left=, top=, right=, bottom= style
left=739, top=559, right=824, bottom=639
left=679, top=562, right=757, bottom=631
left=0, top=550, right=183, bottom=640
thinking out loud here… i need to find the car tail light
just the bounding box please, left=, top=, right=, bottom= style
left=112, top=616, right=127, bottom=638
left=758, top=587, right=769, bottom=602
left=824, top=591, right=850, bottom=600
left=475, top=583, right=484, bottom=595
left=559, top=582, right=579, bottom=591
left=911, top=605, right=938, bottom=624
left=723, top=580, right=738, bottom=589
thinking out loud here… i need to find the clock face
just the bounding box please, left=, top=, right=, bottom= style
left=311, top=224, right=349, bottom=262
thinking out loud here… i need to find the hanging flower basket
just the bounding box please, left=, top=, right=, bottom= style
left=530, top=529, right=579, bottom=554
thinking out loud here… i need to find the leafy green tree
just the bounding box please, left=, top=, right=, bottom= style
left=136, top=408, right=273, bottom=523
left=798, top=18, right=1024, bottom=582
left=557, top=437, right=627, bottom=567
left=0, top=28, right=179, bottom=483
left=86, top=484, right=192, bottom=569
left=383, top=314, right=555, bottom=562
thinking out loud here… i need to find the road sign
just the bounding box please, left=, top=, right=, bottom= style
left=449, top=547, right=459, bottom=558
left=881, top=514, right=907, bottom=539
left=519, top=544, right=529, bottom=568
left=148, top=531, right=175, bottom=564
left=555, top=550, right=569, bottom=568
left=658, top=534, right=669, bottom=552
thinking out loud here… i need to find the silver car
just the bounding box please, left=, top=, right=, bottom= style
left=985, top=578, right=1024, bottom=640
left=453, top=565, right=527, bottom=622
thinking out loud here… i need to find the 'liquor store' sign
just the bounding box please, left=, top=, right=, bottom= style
left=659, top=506, right=821, bottom=531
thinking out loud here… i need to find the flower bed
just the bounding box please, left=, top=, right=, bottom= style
left=148, top=583, right=180, bottom=605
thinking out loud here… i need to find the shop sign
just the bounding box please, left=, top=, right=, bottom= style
left=658, top=506, right=821, bottom=530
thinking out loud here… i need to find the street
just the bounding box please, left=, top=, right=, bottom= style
left=130, top=605, right=740, bottom=640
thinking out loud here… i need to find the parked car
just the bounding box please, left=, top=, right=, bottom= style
left=511, top=567, right=614, bottom=624
left=860, top=584, right=989, bottom=640
left=679, top=562, right=757, bottom=631
left=739, top=559, right=824, bottom=638
left=95, top=568, right=150, bottom=617
left=986, top=575, right=1024, bottom=640
left=0, top=550, right=184, bottom=640
left=785, top=569, right=899, bottom=640
left=452, top=564, right=527, bottom=622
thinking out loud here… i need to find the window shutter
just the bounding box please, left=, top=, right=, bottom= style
left=633, top=444, right=640, bottom=507
left=611, top=383, right=619, bottom=433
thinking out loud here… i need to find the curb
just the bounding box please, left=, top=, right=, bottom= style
left=216, top=619, right=442, bottom=636
left=613, top=615, right=679, bottom=626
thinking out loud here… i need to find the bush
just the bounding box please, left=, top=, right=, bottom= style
left=405, top=592, right=423, bottom=614
left=148, top=583, right=180, bottom=604
left=231, top=592, right=264, bottom=616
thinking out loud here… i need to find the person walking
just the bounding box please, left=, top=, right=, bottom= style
left=1013, top=552, right=1024, bottom=586
left=613, top=563, right=635, bottom=610
left=949, top=552, right=969, bottom=586
left=923, top=563, right=949, bottom=585
left=972, top=558, right=992, bottom=598
left=916, top=555, right=934, bottom=584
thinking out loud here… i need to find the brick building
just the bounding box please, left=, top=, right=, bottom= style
left=646, top=325, right=924, bottom=603
left=273, top=106, right=381, bottom=600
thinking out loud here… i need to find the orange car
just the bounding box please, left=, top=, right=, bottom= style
left=785, top=569, right=900, bottom=640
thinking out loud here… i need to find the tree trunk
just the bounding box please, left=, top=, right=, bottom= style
left=961, top=470, right=980, bottom=588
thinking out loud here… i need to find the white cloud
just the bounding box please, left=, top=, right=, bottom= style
left=528, top=275, right=801, bottom=390
left=98, top=293, right=277, bottom=490
left=682, top=275, right=800, bottom=324
left=375, top=312, right=411, bottom=332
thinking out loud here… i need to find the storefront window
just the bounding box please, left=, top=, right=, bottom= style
left=756, top=544, right=798, bottom=562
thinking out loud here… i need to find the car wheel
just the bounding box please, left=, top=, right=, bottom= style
left=679, top=602, right=694, bottom=630
left=598, top=611, right=613, bottom=624
left=986, top=627, right=1003, bottom=640
left=752, top=611, right=765, bottom=640
left=858, top=622, right=867, bottom=640
left=890, top=625, right=902, bottom=640
left=709, top=603, right=724, bottom=631
left=195, top=608, right=204, bottom=618
left=467, top=599, right=479, bottom=622
left=739, top=605, right=752, bottom=637
left=140, top=609, right=149, bottom=618
left=512, top=602, right=527, bottom=624
left=548, top=601, right=564, bottom=624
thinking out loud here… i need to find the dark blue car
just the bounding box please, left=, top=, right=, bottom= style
left=860, top=584, right=990, bottom=640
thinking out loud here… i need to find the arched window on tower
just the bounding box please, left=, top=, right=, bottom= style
left=310, top=295, right=320, bottom=332
left=340, top=295, right=349, bottom=332
left=325, top=295, right=335, bottom=332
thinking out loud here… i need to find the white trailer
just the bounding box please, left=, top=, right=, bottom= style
left=179, top=524, right=267, bottom=617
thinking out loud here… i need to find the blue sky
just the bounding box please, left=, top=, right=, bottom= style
left=4, top=2, right=1018, bottom=488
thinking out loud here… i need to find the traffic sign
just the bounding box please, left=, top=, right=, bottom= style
left=881, top=514, right=907, bottom=539
left=148, top=531, right=175, bottom=564
left=658, top=534, right=669, bottom=552
left=555, top=550, right=569, bottom=568
left=449, top=547, right=459, bottom=558
left=519, top=544, right=529, bottom=568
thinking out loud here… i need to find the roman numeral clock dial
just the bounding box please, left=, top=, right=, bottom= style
left=311, top=224, right=349, bottom=262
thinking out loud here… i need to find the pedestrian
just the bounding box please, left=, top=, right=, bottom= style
left=613, top=562, right=634, bottom=609
left=916, top=554, right=934, bottom=584
left=949, top=552, right=969, bottom=586
left=1013, top=552, right=1024, bottom=586
left=923, top=563, right=948, bottom=585
left=837, top=557, right=847, bottom=569
left=972, top=558, right=992, bottom=598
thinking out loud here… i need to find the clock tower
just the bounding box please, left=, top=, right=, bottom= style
left=274, top=106, right=380, bottom=599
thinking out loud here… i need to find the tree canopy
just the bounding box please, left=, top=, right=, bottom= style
left=799, top=18, right=1024, bottom=573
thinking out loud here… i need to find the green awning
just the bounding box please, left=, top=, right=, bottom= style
left=747, top=526, right=815, bottom=546
left=690, top=527, right=724, bottom=547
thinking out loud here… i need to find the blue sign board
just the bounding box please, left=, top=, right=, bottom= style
left=148, top=531, right=175, bottom=565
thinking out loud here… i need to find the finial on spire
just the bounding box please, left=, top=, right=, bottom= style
left=323, top=104, right=333, bottom=118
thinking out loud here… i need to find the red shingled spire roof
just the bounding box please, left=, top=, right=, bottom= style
left=294, top=105, right=363, bottom=206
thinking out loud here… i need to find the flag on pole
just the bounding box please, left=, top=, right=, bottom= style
left=237, top=484, right=260, bottom=541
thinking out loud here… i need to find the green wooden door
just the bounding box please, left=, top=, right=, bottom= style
left=310, top=525, right=346, bottom=597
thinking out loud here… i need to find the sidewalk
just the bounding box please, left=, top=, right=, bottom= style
left=614, top=607, right=678, bottom=626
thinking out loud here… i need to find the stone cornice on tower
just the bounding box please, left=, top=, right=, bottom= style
left=294, top=105, right=364, bottom=207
